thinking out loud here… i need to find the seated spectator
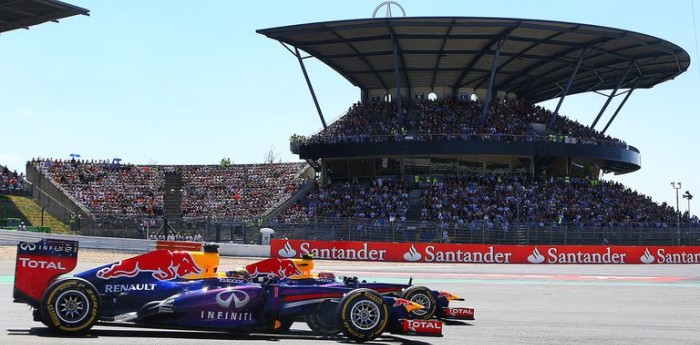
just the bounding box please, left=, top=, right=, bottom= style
left=0, top=165, right=25, bottom=193
left=298, top=98, right=625, bottom=148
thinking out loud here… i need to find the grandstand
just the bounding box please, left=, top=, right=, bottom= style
left=13, top=5, right=700, bottom=245
left=256, top=10, right=696, bottom=245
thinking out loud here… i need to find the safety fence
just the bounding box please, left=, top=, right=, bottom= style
left=72, top=215, right=700, bottom=247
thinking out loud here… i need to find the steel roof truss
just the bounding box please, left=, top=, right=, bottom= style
left=589, top=64, right=633, bottom=132
left=389, top=24, right=411, bottom=92
left=431, top=19, right=456, bottom=90
left=391, top=30, right=405, bottom=126
left=481, top=36, right=507, bottom=125
left=326, top=25, right=390, bottom=92
left=601, top=79, right=639, bottom=135
left=290, top=45, right=327, bottom=129
left=547, top=48, right=586, bottom=128
left=455, top=26, right=516, bottom=91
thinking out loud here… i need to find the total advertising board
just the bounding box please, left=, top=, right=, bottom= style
left=270, top=239, right=700, bottom=264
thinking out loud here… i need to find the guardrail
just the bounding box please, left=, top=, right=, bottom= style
left=0, top=231, right=269, bottom=257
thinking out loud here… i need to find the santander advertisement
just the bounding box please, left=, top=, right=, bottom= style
left=271, top=239, right=700, bottom=264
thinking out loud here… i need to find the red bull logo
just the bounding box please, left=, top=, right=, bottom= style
left=245, top=258, right=301, bottom=279
left=97, top=250, right=202, bottom=281
left=438, top=291, right=463, bottom=301
left=392, top=298, right=414, bottom=308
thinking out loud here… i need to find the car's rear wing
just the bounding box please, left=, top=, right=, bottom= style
left=13, top=238, right=79, bottom=307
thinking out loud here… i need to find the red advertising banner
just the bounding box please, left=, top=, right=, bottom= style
left=270, top=239, right=700, bottom=264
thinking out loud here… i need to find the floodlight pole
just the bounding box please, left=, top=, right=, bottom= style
left=672, top=182, right=681, bottom=245
left=683, top=190, right=693, bottom=217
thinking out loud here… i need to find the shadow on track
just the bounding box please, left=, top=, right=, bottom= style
left=442, top=320, right=475, bottom=327
left=7, top=327, right=434, bottom=345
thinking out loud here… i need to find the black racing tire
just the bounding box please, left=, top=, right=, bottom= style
left=40, top=278, right=100, bottom=334
left=33, top=308, right=52, bottom=328
left=402, top=286, right=438, bottom=319
left=305, top=301, right=339, bottom=335
left=338, top=288, right=389, bottom=343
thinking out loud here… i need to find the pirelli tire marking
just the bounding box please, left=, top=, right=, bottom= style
left=339, top=289, right=389, bottom=342
left=41, top=278, right=100, bottom=333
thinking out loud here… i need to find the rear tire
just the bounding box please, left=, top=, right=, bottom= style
left=40, top=278, right=100, bottom=334
left=338, top=289, right=389, bottom=342
left=402, top=286, right=437, bottom=319
left=305, top=301, right=339, bottom=335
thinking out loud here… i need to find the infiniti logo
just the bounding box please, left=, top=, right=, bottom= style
left=19, top=242, right=36, bottom=251
left=216, top=290, right=250, bottom=309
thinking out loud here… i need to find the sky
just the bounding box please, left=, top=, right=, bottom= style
left=1, top=0, right=698, bottom=213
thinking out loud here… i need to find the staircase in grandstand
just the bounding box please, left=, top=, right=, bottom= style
left=406, top=189, right=422, bottom=221
left=163, top=171, right=183, bottom=229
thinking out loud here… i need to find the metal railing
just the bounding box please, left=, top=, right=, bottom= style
left=291, top=133, right=630, bottom=154
left=82, top=215, right=700, bottom=246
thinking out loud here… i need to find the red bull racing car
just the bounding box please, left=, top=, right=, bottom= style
left=242, top=255, right=475, bottom=324
left=13, top=238, right=455, bottom=342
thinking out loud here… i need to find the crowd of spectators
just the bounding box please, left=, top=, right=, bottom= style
left=417, top=174, right=680, bottom=229
left=179, top=163, right=308, bottom=221
left=1, top=165, right=24, bottom=193
left=279, top=174, right=694, bottom=229
left=33, top=159, right=308, bottom=221
left=148, top=232, right=203, bottom=242
left=31, top=158, right=697, bottom=231
left=34, top=158, right=165, bottom=216
left=278, top=177, right=410, bottom=224
left=303, top=101, right=401, bottom=144
left=293, top=98, right=625, bottom=147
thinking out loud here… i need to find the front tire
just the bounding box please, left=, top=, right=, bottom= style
left=40, top=278, right=100, bottom=334
left=338, top=289, right=389, bottom=342
left=402, top=286, right=437, bottom=319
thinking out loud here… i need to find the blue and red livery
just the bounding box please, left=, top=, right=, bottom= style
left=13, top=238, right=441, bottom=342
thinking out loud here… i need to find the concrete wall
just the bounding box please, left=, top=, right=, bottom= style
left=26, top=162, right=88, bottom=225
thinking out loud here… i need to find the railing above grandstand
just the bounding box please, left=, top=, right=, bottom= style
left=75, top=214, right=700, bottom=247
left=290, top=133, right=633, bottom=154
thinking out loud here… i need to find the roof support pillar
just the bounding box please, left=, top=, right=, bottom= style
left=589, top=64, right=633, bottom=132
left=294, top=47, right=327, bottom=129
left=601, top=79, right=639, bottom=135
left=392, top=33, right=404, bottom=126
left=547, top=49, right=586, bottom=128
left=480, top=38, right=505, bottom=125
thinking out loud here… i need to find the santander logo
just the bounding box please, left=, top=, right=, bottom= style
left=278, top=241, right=297, bottom=258
left=640, top=248, right=655, bottom=264
left=403, top=245, right=422, bottom=262
left=527, top=247, right=546, bottom=264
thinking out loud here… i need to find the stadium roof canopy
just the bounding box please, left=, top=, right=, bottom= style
left=0, top=0, right=88, bottom=34
left=258, top=17, right=690, bottom=103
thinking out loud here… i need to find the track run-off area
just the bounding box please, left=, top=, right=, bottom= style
left=1, top=246, right=699, bottom=345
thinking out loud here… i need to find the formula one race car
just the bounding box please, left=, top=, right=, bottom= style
left=240, top=255, right=475, bottom=323
left=13, top=239, right=442, bottom=342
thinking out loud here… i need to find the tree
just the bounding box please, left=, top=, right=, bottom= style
left=220, top=157, right=232, bottom=167
left=263, top=144, right=281, bottom=164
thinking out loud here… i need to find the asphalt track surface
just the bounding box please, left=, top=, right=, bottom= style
left=1, top=250, right=699, bottom=345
